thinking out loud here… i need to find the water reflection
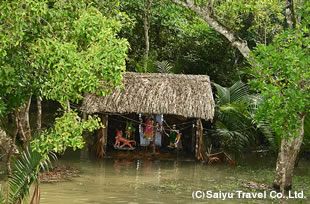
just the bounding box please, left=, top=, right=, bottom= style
left=38, top=151, right=308, bottom=204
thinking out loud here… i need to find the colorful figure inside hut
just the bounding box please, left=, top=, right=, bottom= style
left=125, top=121, right=135, bottom=140
left=115, top=128, right=123, bottom=139
left=167, top=124, right=182, bottom=148
left=114, top=128, right=136, bottom=149
left=154, top=114, right=163, bottom=147
left=174, top=132, right=182, bottom=149
left=144, top=116, right=154, bottom=139
left=139, top=116, right=150, bottom=146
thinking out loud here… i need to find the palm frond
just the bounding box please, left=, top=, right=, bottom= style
left=155, top=61, right=173, bottom=73
left=214, top=81, right=248, bottom=106
left=246, top=94, right=263, bottom=115
left=229, top=81, right=248, bottom=103
left=257, top=120, right=279, bottom=150
left=214, top=83, right=230, bottom=105
left=214, top=126, right=250, bottom=153
left=213, top=81, right=272, bottom=153
left=8, top=145, right=54, bottom=204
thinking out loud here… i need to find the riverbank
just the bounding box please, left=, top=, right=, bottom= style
left=38, top=151, right=310, bottom=204
left=1, top=151, right=309, bottom=203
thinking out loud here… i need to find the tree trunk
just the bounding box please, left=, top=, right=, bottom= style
left=272, top=0, right=300, bottom=193
left=18, top=97, right=32, bottom=142
left=155, top=25, right=161, bottom=48
left=143, top=0, right=153, bottom=72
left=273, top=114, right=306, bottom=192
left=36, top=98, right=42, bottom=132
left=95, top=115, right=108, bottom=158
left=196, top=119, right=208, bottom=161
left=30, top=181, right=40, bottom=204
left=169, top=0, right=250, bottom=58
left=0, top=128, right=9, bottom=159
left=66, top=101, right=71, bottom=113
left=286, top=0, right=296, bottom=28
left=6, top=110, right=19, bottom=176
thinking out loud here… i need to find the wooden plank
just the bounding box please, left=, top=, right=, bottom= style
left=103, top=115, right=108, bottom=152
left=195, top=120, right=199, bottom=158
left=192, top=121, right=195, bottom=152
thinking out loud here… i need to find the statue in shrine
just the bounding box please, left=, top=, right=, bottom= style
left=166, top=124, right=182, bottom=149
left=114, top=128, right=136, bottom=149
left=125, top=121, right=136, bottom=140
left=144, top=116, right=154, bottom=139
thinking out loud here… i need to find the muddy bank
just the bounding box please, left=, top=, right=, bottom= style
left=40, top=165, right=79, bottom=183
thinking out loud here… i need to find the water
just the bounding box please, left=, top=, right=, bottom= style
left=36, top=151, right=309, bottom=204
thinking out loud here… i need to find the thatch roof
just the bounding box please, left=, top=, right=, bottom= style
left=81, top=72, right=215, bottom=120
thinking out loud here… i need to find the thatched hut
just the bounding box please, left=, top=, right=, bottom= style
left=81, top=72, right=215, bottom=160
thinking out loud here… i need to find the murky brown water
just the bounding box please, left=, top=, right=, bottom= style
left=35, top=150, right=309, bottom=204
left=0, top=150, right=309, bottom=204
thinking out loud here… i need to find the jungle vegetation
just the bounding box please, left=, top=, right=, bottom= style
left=0, top=0, right=309, bottom=202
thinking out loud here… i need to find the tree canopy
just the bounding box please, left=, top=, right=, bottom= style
left=0, top=0, right=129, bottom=155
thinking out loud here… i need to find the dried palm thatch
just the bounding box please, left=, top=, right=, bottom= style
left=81, top=72, right=215, bottom=120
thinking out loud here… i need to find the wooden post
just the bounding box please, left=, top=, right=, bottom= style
left=192, top=121, right=195, bottom=152
left=101, top=114, right=108, bottom=153
left=195, top=120, right=199, bottom=158
left=152, top=121, right=156, bottom=156
left=36, top=98, right=42, bottom=132
left=196, top=119, right=208, bottom=161
left=95, top=114, right=108, bottom=158
left=103, top=115, right=108, bottom=152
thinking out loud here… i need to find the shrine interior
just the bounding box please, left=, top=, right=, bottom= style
left=98, top=113, right=198, bottom=159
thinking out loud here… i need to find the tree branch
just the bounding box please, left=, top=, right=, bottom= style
left=286, top=0, right=297, bottom=29
left=143, top=0, right=153, bottom=72
left=170, top=0, right=251, bottom=58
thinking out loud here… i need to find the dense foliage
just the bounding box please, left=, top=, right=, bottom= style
left=211, top=81, right=274, bottom=154
left=0, top=0, right=129, bottom=149
left=0, top=0, right=310, bottom=201
left=32, top=113, right=103, bottom=158
left=250, top=29, right=310, bottom=138
left=0, top=1, right=129, bottom=202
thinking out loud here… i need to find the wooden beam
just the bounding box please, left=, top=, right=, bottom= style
left=196, top=119, right=208, bottom=161
left=102, top=114, right=108, bottom=153
left=152, top=119, right=156, bottom=156
left=95, top=114, right=108, bottom=158
left=192, top=121, right=195, bottom=152
left=195, top=120, right=199, bottom=158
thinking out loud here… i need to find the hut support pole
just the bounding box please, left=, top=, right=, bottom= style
left=195, top=120, right=199, bottom=158
left=196, top=119, right=208, bottom=161
left=96, top=114, right=108, bottom=158
left=152, top=124, right=156, bottom=156
left=102, top=114, right=108, bottom=153
left=192, top=121, right=195, bottom=152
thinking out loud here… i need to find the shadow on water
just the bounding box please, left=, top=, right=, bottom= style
left=36, top=149, right=310, bottom=204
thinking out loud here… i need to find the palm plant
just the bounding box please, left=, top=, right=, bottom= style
left=213, top=81, right=273, bottom=154
left=132, top=55, right=158, bottom=73
left=0, top=186, right=4, bottom=204
left=133, top=59, right=174, bottom=74
left=8, top=145, right=55, bottom=204
left=155, top=61, right=173, bottom=73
